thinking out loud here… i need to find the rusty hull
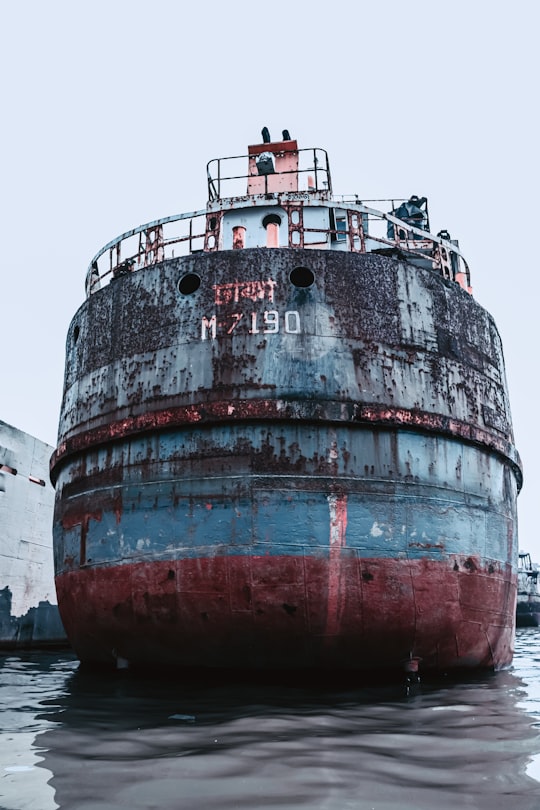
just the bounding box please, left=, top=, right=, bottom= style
left=51, top=249, right=521, bottom=672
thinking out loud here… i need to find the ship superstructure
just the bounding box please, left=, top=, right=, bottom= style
left=51, top=129, right=521, bottom=672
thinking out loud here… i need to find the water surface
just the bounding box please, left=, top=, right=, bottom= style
left=2, top=628, right=540, bottom=809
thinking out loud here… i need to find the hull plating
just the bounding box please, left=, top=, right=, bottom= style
left=53, top=423, right=518, bottom=670
left=56, top=555, right=514, bottom=670
left=52, top=249, right=521, bottom=671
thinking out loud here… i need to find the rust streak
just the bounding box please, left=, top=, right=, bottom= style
left=325, top=493, right=348, bottom=636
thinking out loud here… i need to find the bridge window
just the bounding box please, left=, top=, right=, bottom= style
left=336, top=215, right=347, bottom=241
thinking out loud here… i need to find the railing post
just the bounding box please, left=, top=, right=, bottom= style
left=347, top=209, right=365, bottom=253
left=205, top=211, right=222, bottom=252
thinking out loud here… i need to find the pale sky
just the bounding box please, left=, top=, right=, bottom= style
left=1, top=1, right=538, bottom=555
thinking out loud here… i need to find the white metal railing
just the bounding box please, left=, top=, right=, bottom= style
left=206, top=147, right=332, bottom=200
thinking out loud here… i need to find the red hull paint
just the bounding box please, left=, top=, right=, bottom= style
left=52, top=139, right=522, bottom=675
left=55, top=555, right=516, bottom=671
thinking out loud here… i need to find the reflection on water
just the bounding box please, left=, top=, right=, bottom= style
left=1, top=630, right=540, bottom=810
left=0, top=653, right=75, bottom=810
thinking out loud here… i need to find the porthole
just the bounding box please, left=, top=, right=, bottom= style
left=178, top=273, right=201, bottom=295
left=290, top=266, right=314, bottom=288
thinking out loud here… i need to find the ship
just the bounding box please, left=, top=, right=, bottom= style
left=50, top=128, right=522, bottom=674
left=516, top=551, right=540, bottom=627
left=1, top=420, right=67, bottom=648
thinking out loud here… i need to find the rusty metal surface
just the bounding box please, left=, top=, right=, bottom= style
left=52, top=246, right=520, bottom=671
left=83, top=139, right=473, bottom=307
left=55, top=555, right=514, bottom=670
left=55, top=250, right=518, bottom=466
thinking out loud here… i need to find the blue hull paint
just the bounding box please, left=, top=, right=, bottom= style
left=51, top=138, right=521, bottom=672
left=54, top=425, right=516, bottom=567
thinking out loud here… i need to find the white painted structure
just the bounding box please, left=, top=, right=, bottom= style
left=0, top=420, right=66, bottom=646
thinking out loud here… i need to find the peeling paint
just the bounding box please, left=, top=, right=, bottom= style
left=52, top=137, right=520, bottom=672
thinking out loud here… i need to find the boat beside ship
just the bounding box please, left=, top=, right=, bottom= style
left=50, top=129, right=522, bottom=674
left=1, top=420, right=67, bottom=648
left=516, top=551, right=540, bottom=628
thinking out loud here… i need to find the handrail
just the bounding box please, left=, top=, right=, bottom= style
left=206, top=147, right=332, bottom=200
left=85, top=197, right=471, bottom=298
left=85, top=209, right=207, bottom=296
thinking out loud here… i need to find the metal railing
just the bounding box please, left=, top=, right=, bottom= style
left=85, top=198, right=470, bottom=297
left=207, top=147, right=332, bottom=200
left=85, top=210, right=207, bottom=296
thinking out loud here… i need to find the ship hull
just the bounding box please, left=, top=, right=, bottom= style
left=52, top=248, right=520, bottom=672
left=516, top=599, right=540, bottom=628
left=55, top=554, right=514, bottom=671
left=1, top=421, right=67, bottom=649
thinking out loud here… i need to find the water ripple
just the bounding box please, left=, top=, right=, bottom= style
left=1, top=631, right=540, bottom=809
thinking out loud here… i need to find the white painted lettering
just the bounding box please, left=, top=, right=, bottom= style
left=200, top=310, right=301, bottom=339
left=263, top=310, right=279, bottom=333
left=227, top=313, right=243, bottom=334
left=250, top=312, right=260, bottom=334
left=285, top=311, right=301, bottom=334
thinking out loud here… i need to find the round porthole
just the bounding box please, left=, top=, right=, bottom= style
left=290, top=266, right=314, bottom=288
left=178, top=273, right=201, bottom=295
